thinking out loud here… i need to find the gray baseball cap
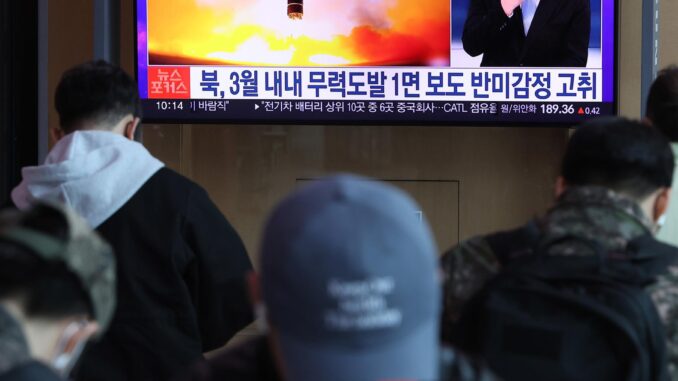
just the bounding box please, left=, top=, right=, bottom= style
left=260, top=175, right=440, bottom=381
left=0, top=202, right=116, bottom=335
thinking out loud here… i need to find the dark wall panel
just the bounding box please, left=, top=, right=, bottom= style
left=0, top=1, right=38, bottom=203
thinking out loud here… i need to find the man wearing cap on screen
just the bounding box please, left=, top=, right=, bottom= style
left=462, top=0, right=590, bottom=67
left=0, top=202, right=116, bottom=380
left=182, top=175, right=498, bottom=381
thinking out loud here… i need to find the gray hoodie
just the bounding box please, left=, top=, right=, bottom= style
left=12, top=131, right=164, bottom=228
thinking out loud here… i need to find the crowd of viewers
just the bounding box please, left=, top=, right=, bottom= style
left=0, top=60, right=677, bottom=381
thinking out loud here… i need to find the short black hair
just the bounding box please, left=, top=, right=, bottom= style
left=55, top=60, right=141, bottom=133
left=562, top=117, right=674, bottom=199
left=0, top=205, right=92, bottom=320
left=646, top=66, right=678, bottom=142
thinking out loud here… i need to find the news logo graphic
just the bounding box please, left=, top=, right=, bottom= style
left=136, top=0, right=617, bottom=124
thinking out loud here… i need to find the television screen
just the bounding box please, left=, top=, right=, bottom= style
left=136, top=0, right=616, bottom=124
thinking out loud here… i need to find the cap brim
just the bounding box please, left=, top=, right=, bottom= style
left=277, top=320, right=439, bottom=381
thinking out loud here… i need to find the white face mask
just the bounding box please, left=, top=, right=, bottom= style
left=51, top=320, right=89, bottom=379
left=657, top=213, right=668, bottom=231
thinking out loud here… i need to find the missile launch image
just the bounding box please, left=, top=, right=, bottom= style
left=287, top=0, right=303, bottom=20
left=147, top=0, right=450, bottom=67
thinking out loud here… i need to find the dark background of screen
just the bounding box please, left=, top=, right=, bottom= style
left=451, top=0, right=602, bottom=48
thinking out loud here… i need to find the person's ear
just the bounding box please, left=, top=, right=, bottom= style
left=63, top=321, right=98, bottom=353
left=554, top=176, right=568, bottom=199
left=51, top=319, right=98, bottom=376
left=123, top=117, right=141, bottom=140
left=653, top=188, right=671, bottom=222
left=247, top=271, right=261, bottom=306
left=50, top=127, right=65, bottom=143
left=247, top=271, right=270, bottom=333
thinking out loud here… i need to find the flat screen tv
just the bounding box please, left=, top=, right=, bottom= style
left=135, top=0, right=617, bottom=125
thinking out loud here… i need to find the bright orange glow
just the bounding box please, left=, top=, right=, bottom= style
left=147, top=0, right=450, bottom=66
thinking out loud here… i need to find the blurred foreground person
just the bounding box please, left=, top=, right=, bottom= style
left=442, top=118, right=677, bottom=381
left=0, top=203, right=115, bottom=380
left=646, top=65, right=678, bottom=246
left=183, top=175, right=498, bottom=381
left=9, top=60, right=253, bottom=380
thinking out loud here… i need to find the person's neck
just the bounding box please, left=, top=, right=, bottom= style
left=22, top=319, right=63, bottom=364
left=637, top=194, right=660, bottom=233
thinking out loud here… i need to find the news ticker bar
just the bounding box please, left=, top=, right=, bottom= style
left=143, top=99, right=614, bottom=124
left=147, top=67, right=606, bottom=103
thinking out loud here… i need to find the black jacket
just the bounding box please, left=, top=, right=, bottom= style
left=462, top=0, right=591, bottom=67
left=0, top=362, right=62, bottom=381
left=180, top=336, right=500, bottom=381
left=72, top=168, right=254, bottom=381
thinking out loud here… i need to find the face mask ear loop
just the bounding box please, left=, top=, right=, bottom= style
left=656, top=213, right=668, bottom=232
left=51, top=320, right=89, bottom=378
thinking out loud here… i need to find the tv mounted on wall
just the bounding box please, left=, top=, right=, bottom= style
left=135, top=0, right=617, bottom=125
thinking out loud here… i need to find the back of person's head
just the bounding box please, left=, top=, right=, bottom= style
left=562, top=117, right=674, bottom=200
left=0, top=203, right=115, bottom=377
left=646, top=66, right=678, bottom=142
left=257, top=175, right=440, bottom=381
left=54, top=60, right=140, bottom=135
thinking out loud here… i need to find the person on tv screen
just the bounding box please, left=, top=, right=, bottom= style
left=462, top=0, right=591, bottom=67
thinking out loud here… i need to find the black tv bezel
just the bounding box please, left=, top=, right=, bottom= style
left=133, top=0, right=619, bottom=127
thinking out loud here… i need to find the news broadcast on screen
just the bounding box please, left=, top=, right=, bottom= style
left=136, top=0, right=616, bottom=124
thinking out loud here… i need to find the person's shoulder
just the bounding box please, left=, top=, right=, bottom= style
left=648, top=264, right=678, bottom=376
left=145, top=167, right=203, bottom=192
left=442, top=221, right=538, bottom=266
left=139, top=167, right=213, bottom=204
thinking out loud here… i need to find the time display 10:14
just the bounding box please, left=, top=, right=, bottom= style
left=155, top=101, right=184, bottom=110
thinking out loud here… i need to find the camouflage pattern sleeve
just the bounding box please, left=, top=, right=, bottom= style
left=440, top=235, right=501, bottom=342
left=649, top=266, right=678, bottom=380
left=0, top=306, right=30, bottom=374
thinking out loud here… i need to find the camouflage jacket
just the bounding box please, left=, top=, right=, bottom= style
left=0, top=305, right=30, bottom=375
left=441, top=186, right=678, bottom=379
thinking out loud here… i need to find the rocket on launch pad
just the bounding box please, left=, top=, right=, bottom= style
left=287, top=0, right=303, bottom=20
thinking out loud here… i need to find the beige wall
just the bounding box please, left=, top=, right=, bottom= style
left=142, top=124, right=567, bottom=264
left=47, top=0, right=94, bottom=146
left=48, top=0, right=676, bottom=260
left=659, top=0, right=678, bottom=68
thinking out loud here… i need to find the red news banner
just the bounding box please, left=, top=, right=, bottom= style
left=148, top=67, right=191, bottom=99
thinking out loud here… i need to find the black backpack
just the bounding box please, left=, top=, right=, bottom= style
left=449, top=224, right=677, bottom=381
